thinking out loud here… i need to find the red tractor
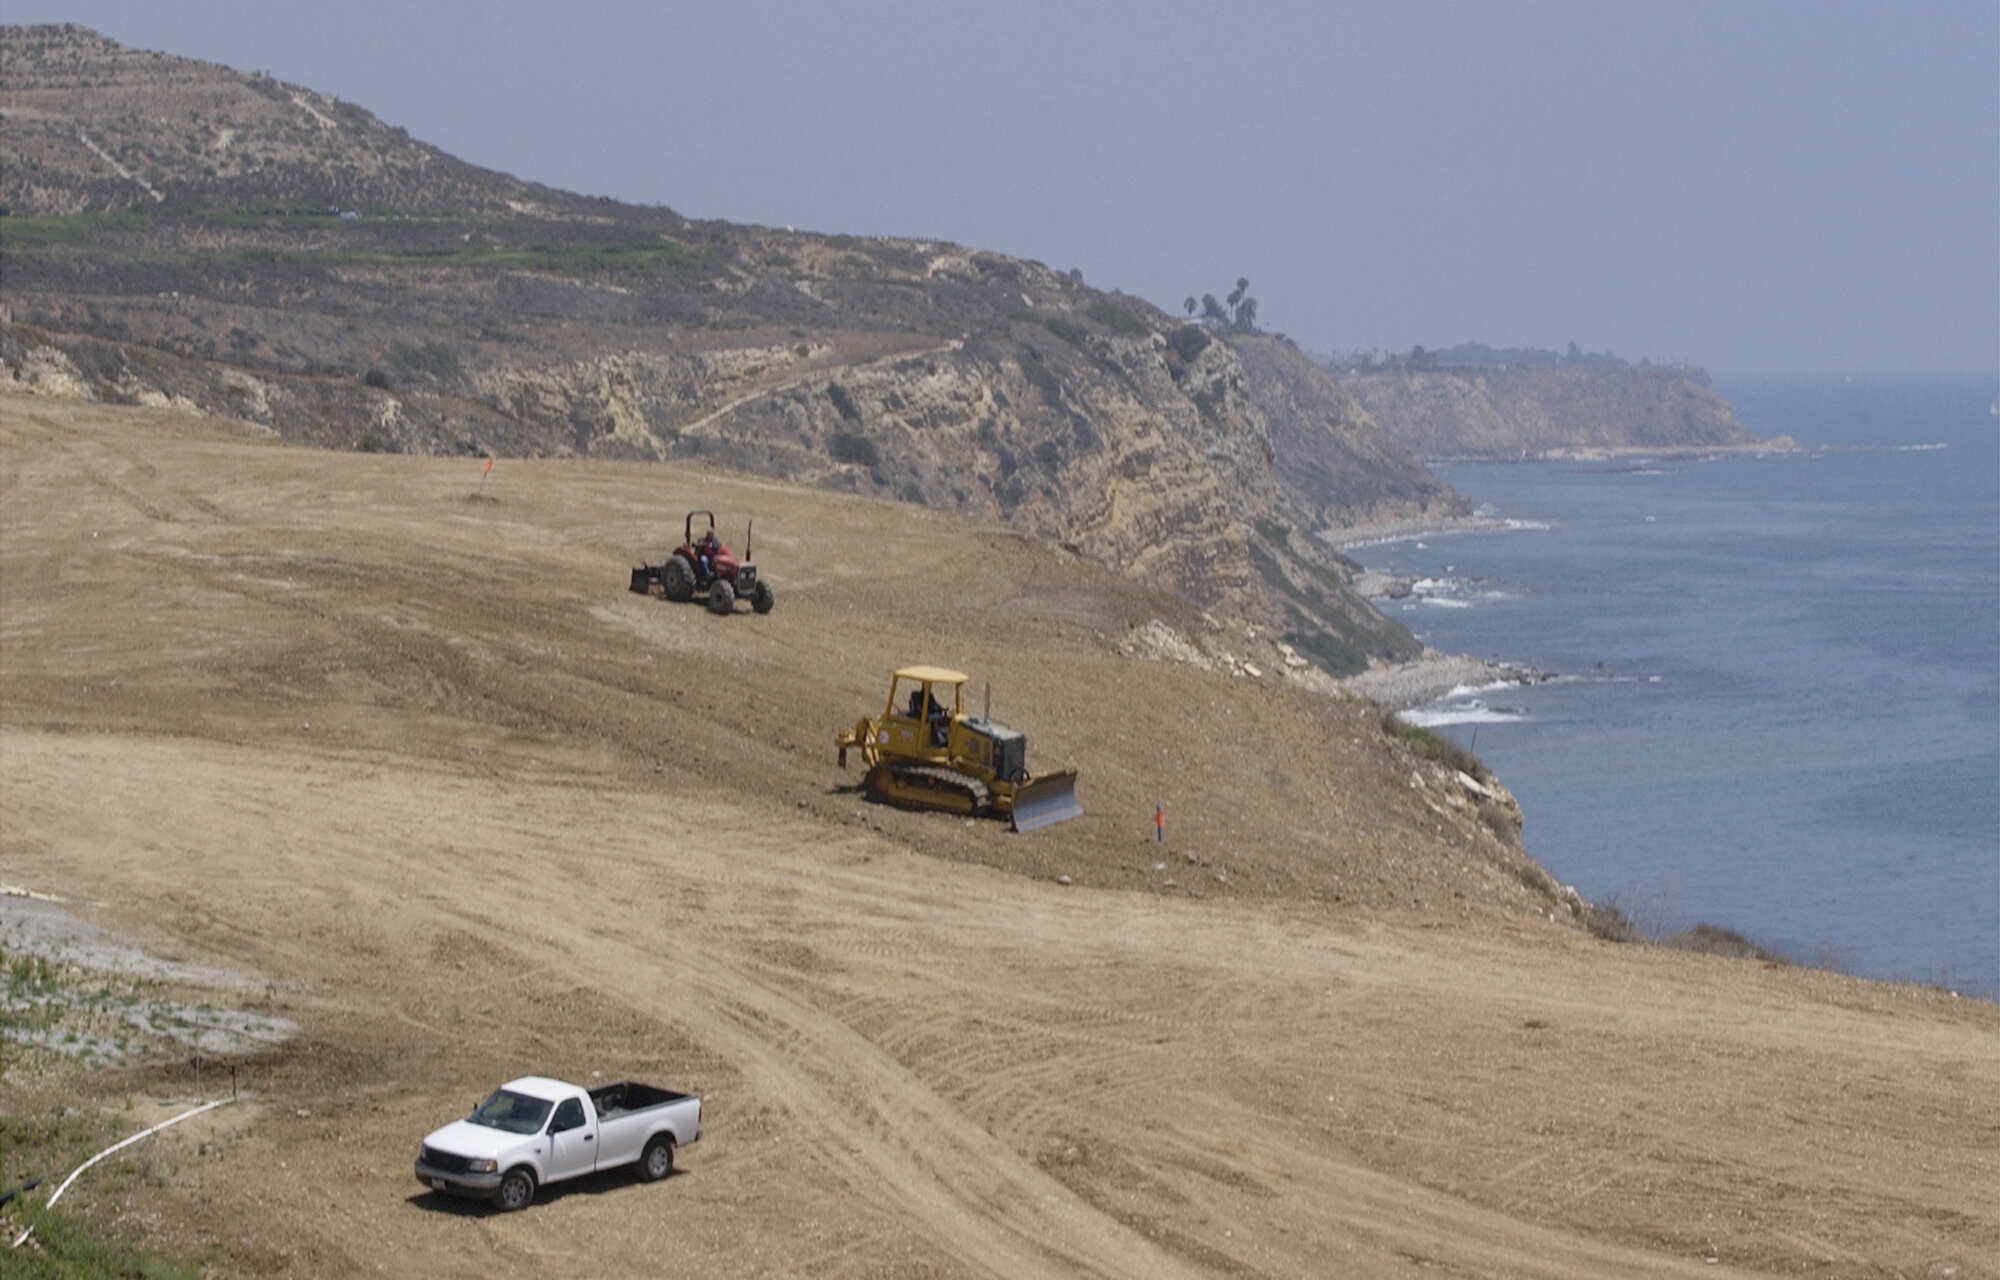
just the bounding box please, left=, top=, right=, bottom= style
left=630, top=510, right=775, bottom=615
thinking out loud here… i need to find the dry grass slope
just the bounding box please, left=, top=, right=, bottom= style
left=3, top=390, right=1997, bottom=1279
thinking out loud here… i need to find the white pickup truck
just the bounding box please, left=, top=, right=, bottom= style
left=415, top=1076, right=701, bottom=1211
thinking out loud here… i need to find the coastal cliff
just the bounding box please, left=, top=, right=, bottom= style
left=1340, top=366, right=1769, bottom=460
left=0, top=23, right=1443, bottom=672
left=1231, top=336, right=1471, bottom=532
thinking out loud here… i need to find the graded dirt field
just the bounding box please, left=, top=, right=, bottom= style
left=3, top=390, right=1996, bottom=1278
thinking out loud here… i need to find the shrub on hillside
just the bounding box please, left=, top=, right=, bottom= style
left=1663, top=923, right=1786, bottom=962
left=1086, top=299, right=1150, bottom=336
left=826, top=382, right=860, bottom=422
left=1041, top=316, right=1088, bottom=346
left=1380, top=710, right=1489, bottom=780
left=1167, top=326, right=1211, bottom=364
left=1581, top=897, right=1639, bottom=942
left=385, top=339, right=461, bottom=383
left=828, top=431, right=878, bottom=468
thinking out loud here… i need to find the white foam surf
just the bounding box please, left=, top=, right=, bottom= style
left=1399, top=703, right=1525, bottom=728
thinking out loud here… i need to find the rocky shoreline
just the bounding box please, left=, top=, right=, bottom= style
left=1320, top=517, right=1549, bottom=708
left=1322, top=513, right=1519, bottom=551
left=1340, top=649, right=1546, bottom=710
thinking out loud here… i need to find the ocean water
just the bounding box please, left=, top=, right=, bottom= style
left=1351, top=374, right=1999, bottom=991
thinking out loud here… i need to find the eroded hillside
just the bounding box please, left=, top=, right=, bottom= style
left=0, top=23, right=1453, bottom=672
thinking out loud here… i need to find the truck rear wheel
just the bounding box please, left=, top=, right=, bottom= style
left=638, top=1135, right=675, bottom=1181
left=494, top=1167, right=536, bottom=1212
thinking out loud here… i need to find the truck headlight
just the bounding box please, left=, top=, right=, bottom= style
left=468, top=1158, right=498, bottom=1173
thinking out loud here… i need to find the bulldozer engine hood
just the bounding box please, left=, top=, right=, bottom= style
left=959, top=716, right=1026, bottom=783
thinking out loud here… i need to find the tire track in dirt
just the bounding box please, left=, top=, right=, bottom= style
left=10, top=395, right=2000, bottom=1279
left=405, top=796, right=1778, bottom=1280
left=421, top=889, right=1212, bottom=1280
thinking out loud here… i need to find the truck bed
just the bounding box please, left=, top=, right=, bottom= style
left=588, top=1080, right=691, bottom=1120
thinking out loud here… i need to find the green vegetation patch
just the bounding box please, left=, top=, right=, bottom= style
left=2, top=942, right=292, bottom=1079
left=1039, top=316, right=1089, bottom=347
left=1166, top=326, right=1211, bottom=364
left=2, top=1204, right=199, bottom=1279
left=1282, top=626, right=1369, bottom=678
left=1085, top=299, right=1150, bottom=336
left=385, top=339, right=462, bottom=382
left=0, top=1107, right=198, bottom=1279
left=0, top=211, right=155, bottom=244
left=1252, top=543, right=1421, bottom=675
left=1017, top=346, right=1064, bottom=406
left=324, top=238, right=713, bottom=277
left=1380, top=710, right=1489, bottom=779
left=1662, top=922, right=1788, bottom=962
left=3, top=947, right=135, bottom=1072
left=828, top=431, right=879, bottom=468
left=826, top=382, right=861, bottom=422
left=1247, top=544, right=1311, bottom=610
left=1, top=212, right=720, bottom=283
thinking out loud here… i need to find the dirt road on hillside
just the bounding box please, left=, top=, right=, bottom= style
left=4, top=390, right=1996, bottom=1279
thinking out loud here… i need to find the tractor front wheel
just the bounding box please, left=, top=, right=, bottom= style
left=707, top=579, right=736, bottom=615
left=751, top=580, right=775, bottom=614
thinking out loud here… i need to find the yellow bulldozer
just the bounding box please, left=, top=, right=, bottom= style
left=836, top=666, right=1083, bottom=833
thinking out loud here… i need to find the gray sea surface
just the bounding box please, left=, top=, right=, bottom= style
left=1351, top=373, right=1999, bottom=991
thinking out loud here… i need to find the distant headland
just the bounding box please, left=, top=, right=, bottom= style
left=1326, top=343, right=1782, bottom=460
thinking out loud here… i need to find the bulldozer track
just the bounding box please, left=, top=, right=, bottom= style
left=866, top=763, right=990, bottom=816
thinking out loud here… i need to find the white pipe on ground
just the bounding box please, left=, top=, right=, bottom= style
left=8, top=1097, right=233, bottom=1250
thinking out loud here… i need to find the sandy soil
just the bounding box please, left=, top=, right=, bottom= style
left=3, top=390, right=1996, bottom=1279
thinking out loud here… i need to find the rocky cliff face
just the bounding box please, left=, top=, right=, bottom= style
left=1231, top=337, right=1470, bottom=531
left=1340, top=367, right=1767, bottom=459
left=0, top=23, right=1439, bottom=671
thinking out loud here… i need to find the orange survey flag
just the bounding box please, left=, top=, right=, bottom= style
left=482, top=457, right=494, bottom=475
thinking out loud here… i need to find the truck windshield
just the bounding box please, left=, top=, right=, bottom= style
left=467, top=1089, right=554, bottom=1135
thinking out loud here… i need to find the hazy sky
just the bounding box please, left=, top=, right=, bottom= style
left=11, top=1, right=1997, bottom=373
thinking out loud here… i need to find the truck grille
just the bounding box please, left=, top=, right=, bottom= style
left=421, top=1146, right=476, bottom=1174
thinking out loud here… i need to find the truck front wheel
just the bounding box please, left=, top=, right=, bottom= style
left=494, top=1167, right=536, bottom=1212
left=638, top=1135, right=675, bottom=1181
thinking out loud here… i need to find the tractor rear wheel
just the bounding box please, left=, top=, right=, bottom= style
left=751, top=580, right=775, bottom=614
left=662, top=555, right=696, bottom=603
left=707, top=578, right=736, bottom=615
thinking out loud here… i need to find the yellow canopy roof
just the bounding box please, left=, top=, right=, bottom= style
left=894, top=665, right=968, bottom=685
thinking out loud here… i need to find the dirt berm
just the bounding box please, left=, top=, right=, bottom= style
left=3, top=390, right=1995, bottom=1278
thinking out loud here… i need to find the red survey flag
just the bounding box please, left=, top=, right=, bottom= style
left=482, top=457, right=494, bottom=475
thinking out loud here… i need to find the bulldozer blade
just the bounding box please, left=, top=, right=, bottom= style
left=1010, top=771, right=1083, bottom=833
